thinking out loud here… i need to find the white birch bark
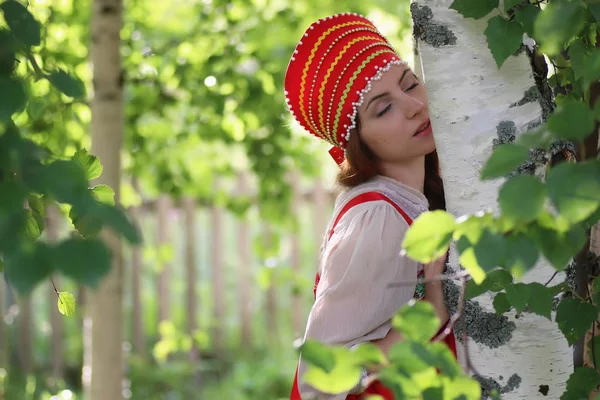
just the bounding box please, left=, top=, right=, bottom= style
left=411, top=0, right=572, bottom=398
left=84, top=0, right=125, bottom=399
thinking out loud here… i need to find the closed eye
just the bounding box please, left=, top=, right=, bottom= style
left=377, top=104, right=391, bottom=117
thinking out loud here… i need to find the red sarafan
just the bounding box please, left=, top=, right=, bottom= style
left=289, top=192, right=457, bottom=400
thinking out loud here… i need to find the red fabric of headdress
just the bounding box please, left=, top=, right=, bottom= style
left=283, top=13, right=406, bottom=164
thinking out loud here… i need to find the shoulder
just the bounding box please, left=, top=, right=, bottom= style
left=331, top=191, right=411, bottom=239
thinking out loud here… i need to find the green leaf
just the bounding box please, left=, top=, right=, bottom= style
left=72, top=148, right=103, bottom=181
left=392, top=301, right=440, bottom=342
left=515, top=127, right=553, bottom=150
left=580, top=48, right=600, bottom=86
left=556, top=298, right=597, bottom=345
left=505, top=283, right=530, bottom=313
left=402, top=211, right=456, bottom=263
left=527, top=283, right=554, bottom=319
left=530, top=225, right=587, bottom=270
left=0, top=28, right=20, bottom=74
left=593, top=276, right=600, bottom=309
left=91, top=203, right=141, bottom=244
left=504, top=233, right=538, bottom=278
left=0, top=75, right=27, bottom=122
left=91, top=185, right=116, bottom=205
left=473, top=230, right=506, bottom=272
left=352, top=342, right=386, bottom=366
left=547, top=100, right=596, bottom=142
left=546, top=161, right=600, bottom=223
left=480, top=143, right=530, bottom=180
left=53, top=238, right=111, bottom=288
left=449, top=0, right=498, bottom=19
left=24, top=209, right=42, bottom=241
left=493, top=292, right=511, bottom=315
left=0, top=0, right=41, bottom=46
left=588, top=4, right=600, bottom=23
left=299, top=340, right=336, bottom=373
left=499, top=175, right=546, bottom=223
left=466, top=269, right=513, bottom=300
left=304, top=346, right=362, bottom=394
left=388, top=341, right=431, bottom=375
left=443, top=376, right=482, bottom=400
left=485, top=16, right=524, bottom=68
left=568, top=38, right=588, bottom=81
left=411, top=342, right=461, bottom=379
left=562, top=367, right=600, bottom=400
left=42, top=160, right=90, bottom=204
left=422, top=387, right=443, bottom=400
left=3, top=243, right=53, bottom=294
left=27, top=194, right=45, bottom=235
left=587, top=336, right=600, bottom=371
left=534, top=0, right=586, bottom=55
left=457, top=237, right=486, bottom=284
left=47, top=70, right=86, bottom=99
left=57, top=292, right=76, bottom=316
left=514, top=4, right=540, bottom=37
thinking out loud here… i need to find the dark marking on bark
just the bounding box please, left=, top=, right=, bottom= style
left=474, top=373, right=522, bottom=399
left=101, top=5, right=118, bottom=14
left=410, top=4, right=457, bottom=47
left=493, top=121, right=516, bottom=149
left=524, top=46, right=555, bottom=121
left=511, top=148, right=548, bottom=176
left=510, top=86, right=541, bottom=108
left=444, top=280, right=516, bottom=348
left=119, top=69, right=125, bottom=88
left=539, top=384, right=550, bottom=396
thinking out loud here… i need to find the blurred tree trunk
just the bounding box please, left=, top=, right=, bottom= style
left=211, top=181, right=224, bottom=353
left=46, top=204, right=64, bottom=382
left=182, top=196, right=198, bottom=361
left=84, top=0, right=125, bottom=399
left=411, top=0, right=571, bottom=397
left=18, top=295, right=32, bottom=375
left=129, top=205, right=145, bottom=358
left=156, top=195, right=171, bottom=324
left=237, top=173, right=252, bottom=346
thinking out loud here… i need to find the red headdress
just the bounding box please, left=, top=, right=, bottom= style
left=284, top=13, right=407, bottom=165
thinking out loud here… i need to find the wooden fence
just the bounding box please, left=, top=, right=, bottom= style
left=0, top=176, right=337, bottom=382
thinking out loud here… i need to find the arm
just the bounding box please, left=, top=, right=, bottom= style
left=369, top=255, right=451, bottom=357
left=297, top=202, right=419, bottom=399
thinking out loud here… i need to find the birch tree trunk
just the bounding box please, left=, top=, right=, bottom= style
left=411, top=0, right=572, bottom=398
left=84, top=0, right=125, bottom=399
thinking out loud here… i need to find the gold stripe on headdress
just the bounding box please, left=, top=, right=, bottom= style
left=317, top=35, right=380, bottom=142
left=298, top=20, right=372, bottom=139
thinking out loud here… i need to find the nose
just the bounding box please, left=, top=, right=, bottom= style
left=400, top=91, right=425, bottom=119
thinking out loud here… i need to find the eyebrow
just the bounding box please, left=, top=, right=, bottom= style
left=365, top=67, right=412, bottom=111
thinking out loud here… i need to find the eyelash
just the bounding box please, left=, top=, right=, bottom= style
left=376, top=82, right=419, bottom=117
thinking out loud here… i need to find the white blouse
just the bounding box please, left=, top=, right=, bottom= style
left=298, top=175, right=430, bottom=399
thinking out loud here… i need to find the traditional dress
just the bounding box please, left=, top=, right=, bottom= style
left=282, top=13, right=457, bottom=399
left=289, top=176, right=457, bottom=399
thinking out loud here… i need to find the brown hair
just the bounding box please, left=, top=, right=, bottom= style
left=336, top=118, right=447, bottom=211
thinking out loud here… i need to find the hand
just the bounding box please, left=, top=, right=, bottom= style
left=423, top=252, right=448, bottom=280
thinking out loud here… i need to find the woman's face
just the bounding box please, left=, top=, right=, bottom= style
left=356, top=63, right=436, bottom=164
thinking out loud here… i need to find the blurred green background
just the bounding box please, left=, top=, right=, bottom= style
left=0, top=0, right=415, bottom=398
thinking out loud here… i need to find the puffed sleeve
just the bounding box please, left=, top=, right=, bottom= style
left=297, top=201, right=419, bottom=399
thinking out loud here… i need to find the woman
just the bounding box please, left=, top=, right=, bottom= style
left=284, top=13, right=457, bottom=399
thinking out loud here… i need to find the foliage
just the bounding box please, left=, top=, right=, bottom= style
left=0, top=0, right=140, bottom=311
left=299, top=0, right=600, bottom=399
